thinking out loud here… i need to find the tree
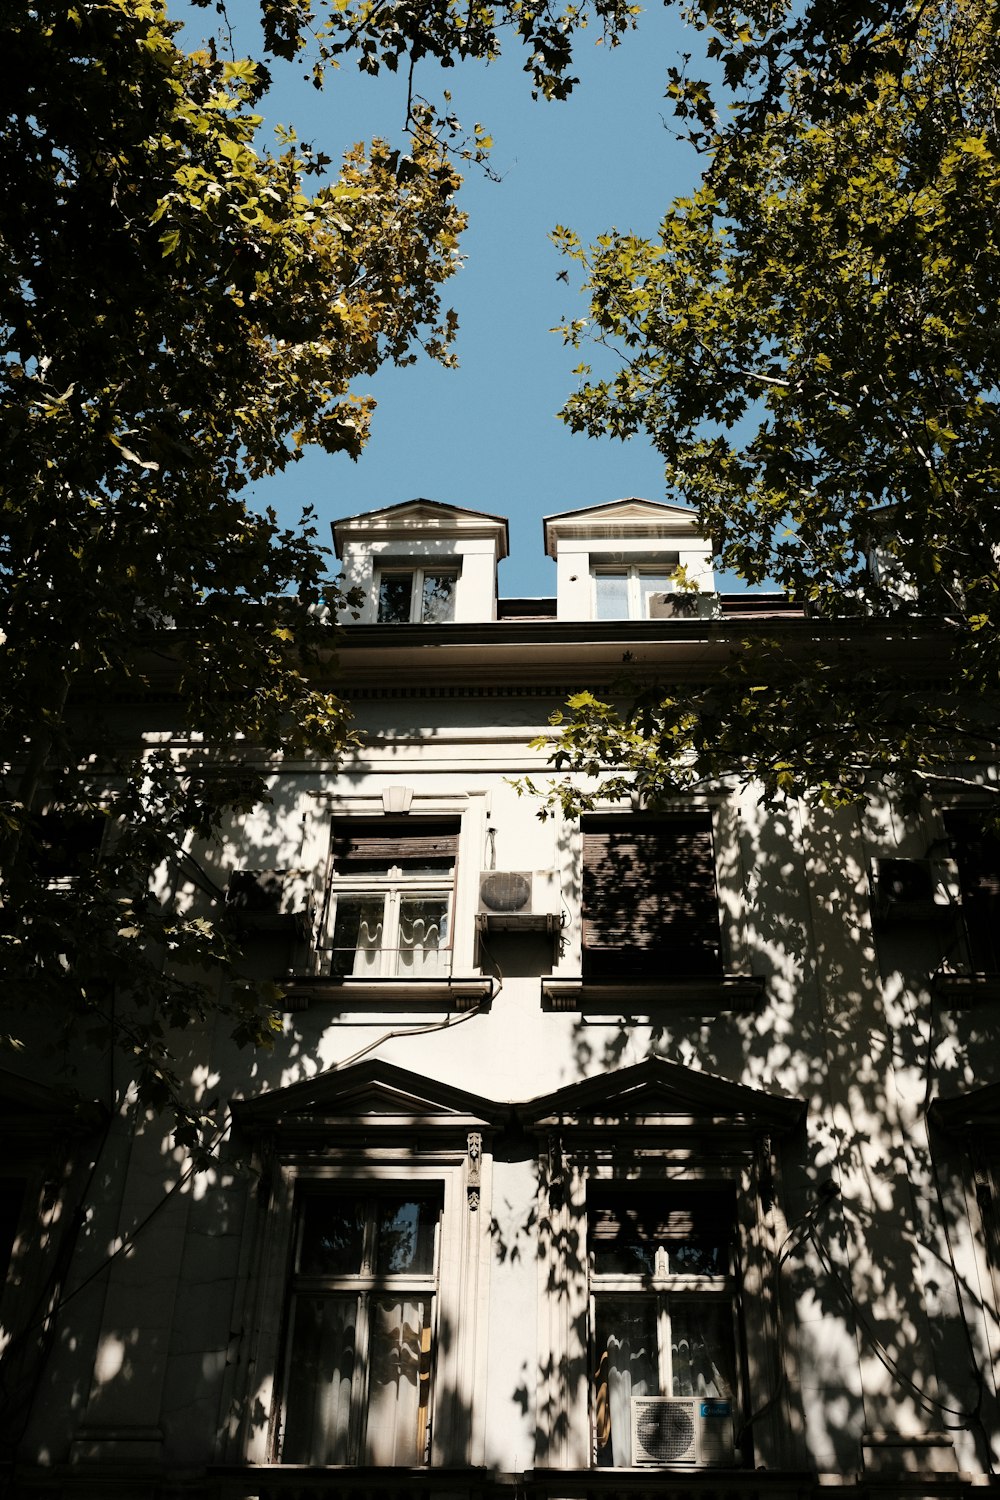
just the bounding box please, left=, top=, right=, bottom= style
left=0, top=0, right=468, bottom=1145
left=545, top=0, right=1000, bottom=811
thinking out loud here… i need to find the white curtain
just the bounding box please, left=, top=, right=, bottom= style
left=670, top=1302, right=732, bottom=1398
left=595, top=1299, right=656, bottom=1466
left=398, top=900, right=448, bottom=977
left=365, top=1296, right=430, bottom=1464
left=283, top=1295, right=356, bottom=1463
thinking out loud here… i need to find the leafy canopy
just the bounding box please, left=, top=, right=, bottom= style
left=546, top=0, right=1000, bottom=810
left=0, top=0, right=464, bottom=1145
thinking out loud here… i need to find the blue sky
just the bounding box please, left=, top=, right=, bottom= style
left=210, top=3, right=716, bottom=596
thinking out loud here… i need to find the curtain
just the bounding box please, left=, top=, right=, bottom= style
left=398, top=899, right=448, bottom=977
left=366, top=1296, right=431, bottom=1464
left=282, top=1295, right=356, bottom=1463
left=670, top=1301, right=733, bottom=1399
left=594, top=1297, right=656, bottom=1466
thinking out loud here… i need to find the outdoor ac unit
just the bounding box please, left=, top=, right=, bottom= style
left=630, top=1395, right=735, bottom=1467
left=870, top=857, right=959, bottom=922
left=226, top=869, right=314, bottom=932
left=476, top=870, right=560, bottom=932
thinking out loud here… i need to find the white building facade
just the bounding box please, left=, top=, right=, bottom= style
left=3, top=499, right=999, bottom=1500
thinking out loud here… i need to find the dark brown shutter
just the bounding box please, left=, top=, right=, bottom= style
left=945, top=810, right=1000, bottom=971
left=332, top=819, right=459, bottom=868
left=590, top=1186, right=735, bottom=1269
left=582, top=816, right=721, bottom=978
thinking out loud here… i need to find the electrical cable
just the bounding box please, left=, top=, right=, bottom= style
left=803, top=1216, right=980, bottom=1426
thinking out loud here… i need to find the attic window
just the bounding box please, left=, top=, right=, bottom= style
left=593, top=566, right=677, bottom=620
left=377, top=567, right=458, bottom=624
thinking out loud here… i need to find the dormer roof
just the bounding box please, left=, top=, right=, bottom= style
left=333, top=499, right=509, bottom=560
left=543, top=498, right=707, bottom=558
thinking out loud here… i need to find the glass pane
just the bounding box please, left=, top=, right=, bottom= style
left=420, top=573, right=456, bottom=623
left=670, top=1300, right=734, bottom=1398
left=282, top=1295, right=356, bottom=1463
left=378, top=574, right=413, bottom=623
left=594, top=572, right=629, bottom=619
left=594, top=1295, right=657, bottom=1466
left=299, top=1198, right=366, bottom=1276
left=365, top=1296, right=432, bottom=1464
left=376, top=1196, right=439, bottom=1275
left=330, top=895, right=385, bottom=977
left=397, top=898, right=449, bottom=976
left=638, top=573, right=674, bottom=616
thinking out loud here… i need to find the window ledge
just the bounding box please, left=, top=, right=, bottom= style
left=541, top=975, right=765, bottom=1012
left=931, top=970, right=1000, bottom=1004
left=281, top=975, right=493, bottom=1012
left=212, top=1466, right=494, bottom=1500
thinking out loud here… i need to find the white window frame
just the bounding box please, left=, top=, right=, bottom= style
left=536, top=1153, right=785, bottom=1471
left=232, top=1155, right=490, bottom=1469
left=554, top=797, right=750, bottom=984
left=376, top=565, right=459, bottom=624
left=278, top=1185, right=443, bottom=1465
left=592, top=564, right=677, bottom=621
left=588, top=1186, right=739, bottom=1467
left=308, top=792, right=489, bottom=981
left=324, top=862, right=455, bottom=979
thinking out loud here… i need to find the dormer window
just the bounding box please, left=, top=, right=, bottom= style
left=593, top=566, right=677, bottom=621
left=377, top=566, right=458, bottom=624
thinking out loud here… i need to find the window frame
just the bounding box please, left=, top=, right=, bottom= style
left=591, top=564, right=678, bottom=621
left=375, top=565, right=460, bottom=624
left=546, top=799, right=760, bottom=1009
left=525, top=1062, right=803, bottom=1473
left=319, top=821, right=459, bottom=981
left=225, top=1067, right=500, bottom=1474
left=587, top=1184, right=741, bottom=1468
left=278, top=1185, right=444, bottom=1466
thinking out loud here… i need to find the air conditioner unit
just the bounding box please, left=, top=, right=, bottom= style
left=630, top=1395, right=735, bottom=1467
left=476, top=870, right=560, bottom=933
left=870, top=858, right=959, bottom=922
left=226, top=869, right=314, bottom=933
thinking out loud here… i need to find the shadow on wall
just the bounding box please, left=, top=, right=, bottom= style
left=3, top=792, right=999, bottom=1480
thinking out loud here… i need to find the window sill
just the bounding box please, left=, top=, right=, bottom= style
left=541, top=975, right=765, bottom=1012
left=211, top=1466, right=493, bottom=1499
left=281, top=974, right=493, bottom=1012
left=931, top=970, right=1000, bottom=1004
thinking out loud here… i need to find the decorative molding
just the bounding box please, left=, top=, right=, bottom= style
left=467, top=1131, right=482, bottom=1211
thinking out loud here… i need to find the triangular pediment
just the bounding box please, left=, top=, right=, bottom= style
left=333, top=500, right=509, bottom=558
left=231, top=1059, right=508, bottom=1136
left=543, top=498, right=713, bottom=559
left=520, top=1057, right=804, bottom=1136
left=547, top=498, right=698, bottom=527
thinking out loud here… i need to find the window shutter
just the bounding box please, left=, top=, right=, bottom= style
left=590, top=1190, right=733, bottom=1249
left=332, top=820, right=459, bottom=867
left=945, top=810, right=1000, bottom=971
left=582, top=817, right=721, bottom=977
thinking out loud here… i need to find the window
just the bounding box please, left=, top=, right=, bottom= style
left=589, top=1185, right=738, bottom=1467
left=945, top=809, right=1000, bottom=972
left=377, top=567, right=458, bottom=624
left=593, top=566, right=677, bottom=620
left=32, top=808, right=104, bottom=886
left=323, top=822, right=457, bottom=978
left=582, top=816, right=722, bottom=980
left=280, top=1188, right=441, bottom=1465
